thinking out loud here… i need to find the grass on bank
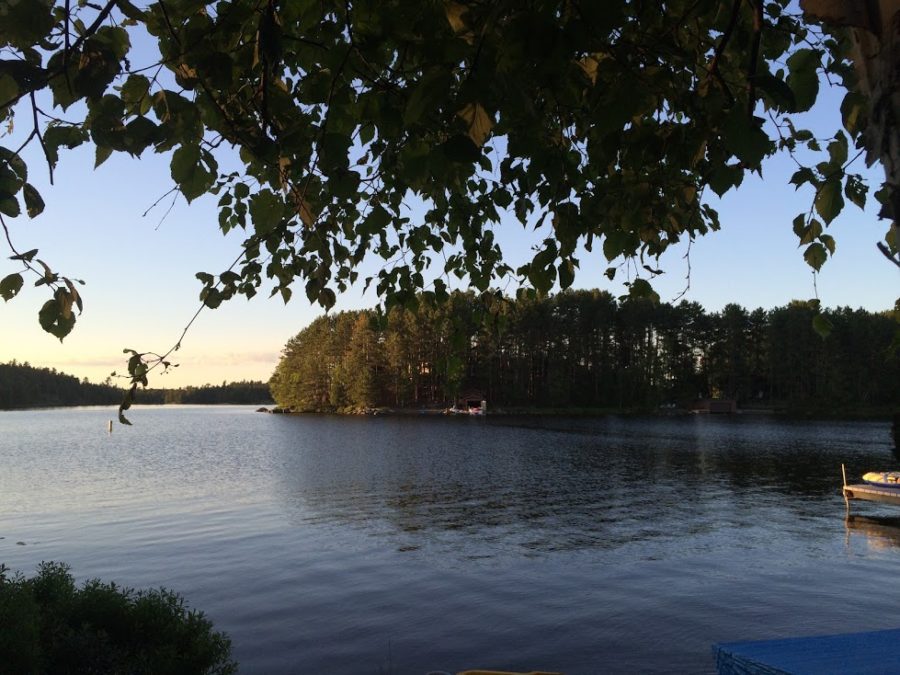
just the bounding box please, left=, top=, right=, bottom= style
left=0, top=561, right=236, bottom=674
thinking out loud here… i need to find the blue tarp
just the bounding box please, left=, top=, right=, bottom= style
left=713, top=628, right=900, bottom=675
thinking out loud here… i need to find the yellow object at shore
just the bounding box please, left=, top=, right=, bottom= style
left=863, top=471, right=900, bottom=485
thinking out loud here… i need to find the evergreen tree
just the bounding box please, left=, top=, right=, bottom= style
left=343, top=313, right=382, bottom=409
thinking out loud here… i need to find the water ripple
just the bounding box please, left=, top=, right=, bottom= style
left=1, top=408, right=897, bottom=674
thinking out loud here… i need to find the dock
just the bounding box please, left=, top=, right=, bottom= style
left=841, top=463, right=900, bottom=507
left=713, top=628, right=900, bottom=674
left=843, top=483, right=900, bottom=506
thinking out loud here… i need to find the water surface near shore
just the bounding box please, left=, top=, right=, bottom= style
left=1, top=407, right=896, bottom=673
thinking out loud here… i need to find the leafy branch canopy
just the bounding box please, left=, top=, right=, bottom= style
left=0, top=0, right=895, bottom=412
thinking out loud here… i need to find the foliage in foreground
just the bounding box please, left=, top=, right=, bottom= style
left=1, top=1, right=897, bottom=421
left=1, top=0, right=896, bottom=344
left=0, top=561, right=237, bottom=675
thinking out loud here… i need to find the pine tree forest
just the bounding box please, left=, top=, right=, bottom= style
left=269, top=291, right=899, bottom=415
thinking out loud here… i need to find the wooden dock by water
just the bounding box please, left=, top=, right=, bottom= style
left=841, top=463, right=900, bottom=507
left=843, top=483, right=900, bottom=506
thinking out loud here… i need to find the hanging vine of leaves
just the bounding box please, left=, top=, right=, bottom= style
left=1, top=0, right=897, bottom=418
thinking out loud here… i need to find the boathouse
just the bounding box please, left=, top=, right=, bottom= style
left=456, top=389, right=486, bottom=413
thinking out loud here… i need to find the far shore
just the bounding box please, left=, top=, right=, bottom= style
left=257, top=404, right=898, bottom=421
left=3, top=401, right=893, bottom=422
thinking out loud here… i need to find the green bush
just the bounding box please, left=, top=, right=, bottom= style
left=0, top=562, right=237, bottom=674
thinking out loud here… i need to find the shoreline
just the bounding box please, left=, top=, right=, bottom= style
left=2, top=402, right=892, bottom=422
left=259, top=405, right=898, bottom=422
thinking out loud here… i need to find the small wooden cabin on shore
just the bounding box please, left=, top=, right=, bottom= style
left=456, top=389, right=486, bottom=413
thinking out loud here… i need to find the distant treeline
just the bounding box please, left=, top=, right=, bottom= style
left=0, top=361, right=272, bottom=409
left=0, top=362, right=120, bottom=408
left=158, top=381, right=273, bottom=405
left=269, top=290, right=899, bottom=414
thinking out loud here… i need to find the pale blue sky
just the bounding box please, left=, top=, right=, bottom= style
left=0, top=75, right=896, bottom=387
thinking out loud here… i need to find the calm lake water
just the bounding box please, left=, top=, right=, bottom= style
left=1, top=407, right=897, bottom=674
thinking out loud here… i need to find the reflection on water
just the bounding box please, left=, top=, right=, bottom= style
left=845, top=515, right=900, bottom=551
left=270, top=415, right=885, bottom=559
left=1, top=408, right=897, bottom=674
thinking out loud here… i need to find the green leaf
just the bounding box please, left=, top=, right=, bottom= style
left=752, top=72, right=796, bottom=111
left=0, top=146, right=27, bottom=182
left=127, top=352, right=142, bottom=374
left=117, top=0, right=146, bottom=21
left=171, top=143, right=201, bottom=184
left=786, top=49, right=820, bottom=112
left=10, top=248, right=38, bottom=262
left=23, top=183, right=44, bottom=218
left=318, top=132, right=351, bottom=172
left=220, top=270, right=240, bottom=285
left=359, top=123, right=375, bottom=146
left=331, top=169, right=361, bottom=199
left=440, top=134, right=480, bottom=163
left=812, top=314, right=833, bottom=338
left=95, top=145, right=113, bottom=168
left=360, top=204, right=392, bottom=236
left=723, top=108, right=771, bottom=167
left=558, top=260, right=575, bottom=290
left=798, top=218, right=822, bottom=245
left=627, top=278, right=660, bottom=303
left=844, top=175, right=867, bottom=209
left=170, top=143, right=213, bottom=201
left=803, top=242, right=827, bottom=271
left=318, top=287, right=336, bottom=309
left=815, top=180, right=844, bottom=224
left=789, top=167, right=815, bottom=188
left=64, top=278, right=83, bottom=313
left=0, top=74, right=18, bottom=115
left=840, top=92, right=867, bottom=138
left=38, top=296, right=76, bottom=341
left=249, top=189, right=284, bottom=235
left=118, top=386, right=135, bottom=425
left=122, top=117, right=158, bottom=155
left=0, top=272, right=23, bottom=301
left=1, top=0, right=54, bottom=49
left=200, top=287, right=223, bottom=309
left=44, top=126, right=87, bottom=167
left=707, top=163, right=743, bottom=197
left=826, top=133, right=848, bottom=168
left=885, top=222, right=897, bottom=253
left=603, top=230, right=626, bottom=261
left=120, top=74, right=151, bottom=110
left=0, top=195, right=19, bottom=217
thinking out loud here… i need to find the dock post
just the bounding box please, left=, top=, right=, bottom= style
left=842, top=463, right=850, bottom=515
left=107, top=420, right=113, bottom=433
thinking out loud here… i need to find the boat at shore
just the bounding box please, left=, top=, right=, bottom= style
left=862, top=471, right=900, bottom=488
